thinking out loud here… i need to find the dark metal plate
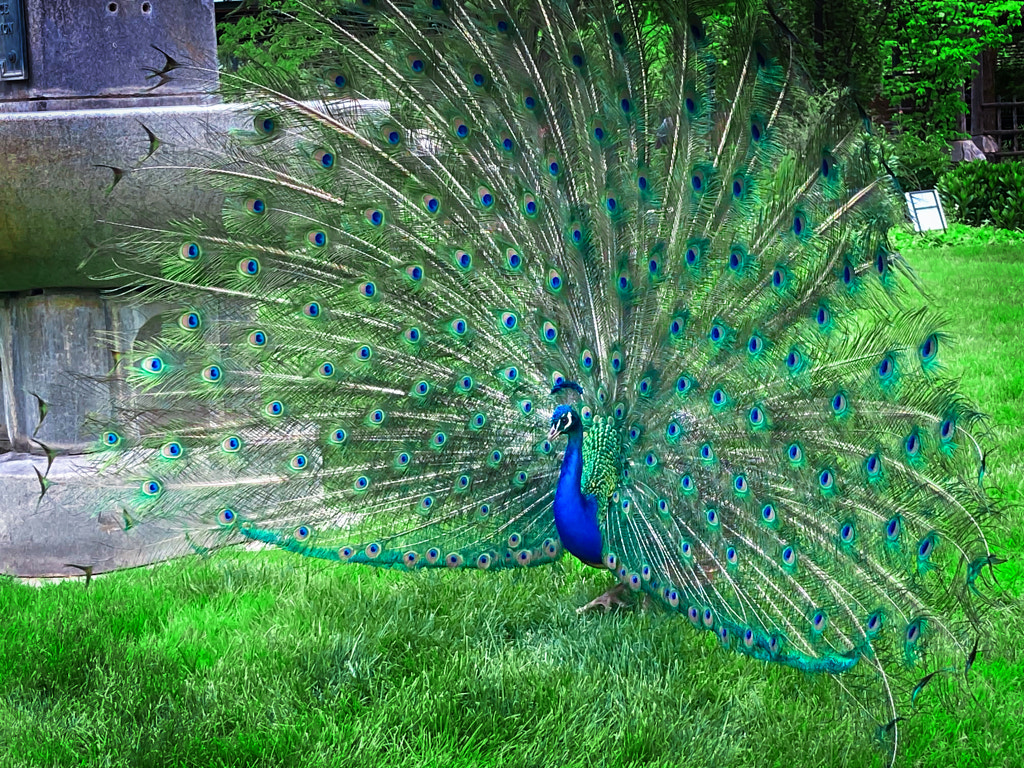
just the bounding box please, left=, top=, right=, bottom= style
left=0, top=0, right=27, bottom=81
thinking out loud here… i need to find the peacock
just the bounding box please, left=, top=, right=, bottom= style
left=78, top=0, right=1003, bottom=753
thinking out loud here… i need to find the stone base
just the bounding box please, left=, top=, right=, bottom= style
left=0, top=451, right=191, bottom=578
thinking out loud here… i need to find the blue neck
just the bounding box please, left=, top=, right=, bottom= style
left=552, top=427, right=604, bottom=566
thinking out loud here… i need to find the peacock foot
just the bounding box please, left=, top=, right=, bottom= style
left=576, top=582, right=633, bottom=614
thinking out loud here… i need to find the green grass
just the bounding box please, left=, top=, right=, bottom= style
left=2, top=240, right=1022, bottom=768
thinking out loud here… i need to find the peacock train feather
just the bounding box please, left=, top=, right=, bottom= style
left=80, top=0, right=1004, bottom=753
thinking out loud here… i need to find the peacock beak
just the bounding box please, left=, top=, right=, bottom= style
left=547, top=424, right=561, bottom=441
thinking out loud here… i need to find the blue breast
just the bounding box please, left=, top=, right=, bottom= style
left=552, top=428, right=604, bottom=566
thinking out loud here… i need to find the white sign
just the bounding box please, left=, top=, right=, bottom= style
left=905, top=190, right=948, bottom=233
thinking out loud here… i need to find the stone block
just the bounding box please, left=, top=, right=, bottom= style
left=0, top=451, right=191, bottom=577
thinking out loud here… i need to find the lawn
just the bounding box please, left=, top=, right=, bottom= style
left=1, top=237, right=1022, bottom=768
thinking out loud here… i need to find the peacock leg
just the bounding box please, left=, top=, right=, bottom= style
left=576, top=582, right=631, bottom=613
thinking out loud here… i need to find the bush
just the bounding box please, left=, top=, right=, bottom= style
left=890, top=221, right=1024, bottom=251
left=890, top=134, right=952, bottom=192
left=938, top=160, right=1024, bottom=231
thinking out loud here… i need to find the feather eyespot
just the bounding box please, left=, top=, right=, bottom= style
left=866, top=453, right=882, bottom=477
left=450, top=117, right=469, bottom=138
left=407, top=54, right=426, bottom=73
left=919, top=334, right=939, bottom=366
left=840, top=522, right=855, bottom=544
left=793, top=211, right=808, bottom=236
left=179, top=242, right=201, bottom=260
left=831, top=392, right=848, bottom=416
left=160, top=441, right=182, bottom=459
left=812, top=611, right=827, bottom=632
left=940, top=418, right=955, bottom=442
left=142, top=356, right=164, bottom=373
left=750, top=116, right=765, bottom=142
left=782, top=546, right=796, bottom=567
left=522, top=193, right=538, bottom=217
left=866, top=611, right=884, bottom=635
left=312, top=149, right=334, bottom=168
left=326, top=70, right=348, bottom=90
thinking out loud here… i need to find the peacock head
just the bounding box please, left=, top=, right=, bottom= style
left=548, top=404, right=580, bottom=440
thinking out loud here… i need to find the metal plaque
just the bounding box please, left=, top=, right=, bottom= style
left=0, top=0, right=28, bottom=81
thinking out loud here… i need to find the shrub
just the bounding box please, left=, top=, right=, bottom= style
left=938, top=161, right=1024, bottom=231
left=891, top=134, right=952, bottom=192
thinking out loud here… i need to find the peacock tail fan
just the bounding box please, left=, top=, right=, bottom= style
left=80, top=0, right=1004, bottom=749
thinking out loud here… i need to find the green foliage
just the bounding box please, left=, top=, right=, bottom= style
left=764, top=0, right=1024, bottom=141
left=891, top=222, right=1024, bottom=251
left=938, top=160, right=1024, bottom=230
left=217, top=2, right=374, bottom=99
left=883, top=1, right=1024, bottom=140
left=888, top=133, right=952, bottom=192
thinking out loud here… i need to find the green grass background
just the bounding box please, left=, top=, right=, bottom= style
left=1, top=238, right=1022, bottom=767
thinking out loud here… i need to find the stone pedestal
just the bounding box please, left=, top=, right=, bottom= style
left=0, top=0, right=230, bottom=577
